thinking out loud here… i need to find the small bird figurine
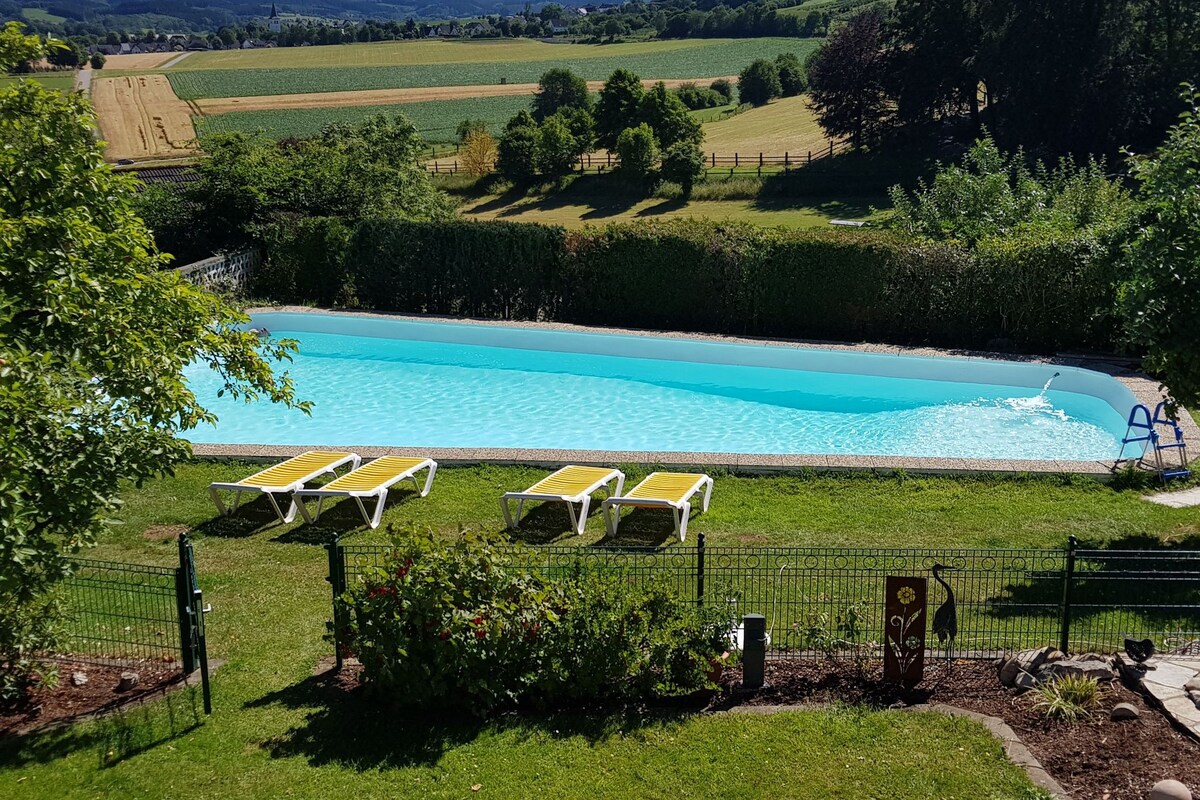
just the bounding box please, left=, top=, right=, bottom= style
left=1124, top=636, right=1155, bottom=665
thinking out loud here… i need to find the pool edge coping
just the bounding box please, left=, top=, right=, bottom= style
left=194, top=306, right=1197, bottom=476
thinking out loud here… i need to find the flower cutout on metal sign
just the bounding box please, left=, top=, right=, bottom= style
left=897, top=586, right=916, bottom=606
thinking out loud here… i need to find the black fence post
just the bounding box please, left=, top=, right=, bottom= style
left=178, top=533, right=211, bottom=714
left=696, top=532, right=706, bottom=608
left=1059, top=536, right=1078, bottom=654
left=327, top=537, right=347, bottom=670
left=175, top=536, right=196, bottom=675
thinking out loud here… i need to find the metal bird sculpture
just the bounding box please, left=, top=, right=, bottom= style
left=1124, top=636, right=1155, bottom=665
left=931, top=564, right=958, bottom=657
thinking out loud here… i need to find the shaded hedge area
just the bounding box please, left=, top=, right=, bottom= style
left=255, top=218, right=1120, bottom=353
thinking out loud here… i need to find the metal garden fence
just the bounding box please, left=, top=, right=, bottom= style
left=63, top=534, right=212, bottom=713
left=328, top=536, right=1200, bottom=665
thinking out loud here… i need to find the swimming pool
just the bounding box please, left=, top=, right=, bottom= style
left=186, top=312, right=1139, bottom=461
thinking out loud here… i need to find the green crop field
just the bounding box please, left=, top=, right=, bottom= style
left=167, top=37, right=802, bottom=72
left=0, top=72, right=75, bottom=91
left=777, top=0, right=889, bottom=17
left=195, top=94, right=533, bottom=143
left=168, top=38, right=816, bottom=99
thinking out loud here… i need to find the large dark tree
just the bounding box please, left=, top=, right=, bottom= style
left=890, top=0, right=983, bottom=131
left=807, top=7, right=893, bottom=150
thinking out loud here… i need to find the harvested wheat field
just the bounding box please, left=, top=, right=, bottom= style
left=102, top=52, right=180, bottom=70
left=194, top=77, right=736, bottom=115
left=92, top=74, right=197, bottom=161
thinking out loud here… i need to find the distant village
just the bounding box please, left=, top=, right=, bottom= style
left=86, top=3, right=631, bottom=55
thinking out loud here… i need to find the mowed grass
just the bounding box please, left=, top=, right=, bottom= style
left=20, top=6, right=66, bottom=23
left=168, top=38, right=815, bottom=99
left=0, top=461, right=1093, bottom=799
left=0, top=72, right=75, bottom=91
left=703, top=95, right=836, bottom=155
left=195, top=94, right=532, bottom=143
left=459, top=194, right=880, bottom=229
left=108, top=462, right=1199, bottom=551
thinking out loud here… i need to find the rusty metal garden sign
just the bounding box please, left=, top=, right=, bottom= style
left=883, top=576, right=927, bottom=685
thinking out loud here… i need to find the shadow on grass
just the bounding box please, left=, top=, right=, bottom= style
left=499, top=502, right=597, bottom=545
left=193, top=494, right=283, bottom=539
left=271, top=490, right=423, bottom=545
left=244, top=670, right=690, bottom=771
left=635, top=197, right=688, bottom=218
left=0, top=684, right=204, bottom=769
left=594, top=509, right=681, bottom=548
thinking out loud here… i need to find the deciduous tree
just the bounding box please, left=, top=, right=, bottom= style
left=806, top=7, right=892, bottom=149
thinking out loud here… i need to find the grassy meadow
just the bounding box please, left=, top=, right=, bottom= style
left=167, top=38, right=815, bottom=99
left=0, top=72, right=75, bottom=91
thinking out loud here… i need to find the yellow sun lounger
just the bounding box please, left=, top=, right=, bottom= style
left=601, top=472, right=713, bottom=542
left=208, top=451, right=361, bottom=524
left=501, top=465, right=626, bottom=536
left=292, top=456, right=438, bottom=529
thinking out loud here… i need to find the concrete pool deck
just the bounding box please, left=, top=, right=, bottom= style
left=191, top=307, right=1199, bottom=476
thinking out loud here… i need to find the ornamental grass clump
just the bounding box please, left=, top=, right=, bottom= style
left=1032, top=674, right=1102, bottom=722
left=333, top=529, right=733, bottom=715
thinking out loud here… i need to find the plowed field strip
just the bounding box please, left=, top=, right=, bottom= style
left=92, top=74, right=197, bottom=161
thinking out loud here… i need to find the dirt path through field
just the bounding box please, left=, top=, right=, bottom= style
left=195, top=77, right=738, bottom=114
left=92, top=74, right=197, bottom=161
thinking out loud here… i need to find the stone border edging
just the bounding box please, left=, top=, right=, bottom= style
left=719, top=701, right=1069, bottom=799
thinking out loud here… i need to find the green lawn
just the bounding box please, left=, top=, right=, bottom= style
left=20, top=6, right=66, bottom=24
left=1, top=462, right=1133, bottom=799
left=0, top=72, right=75, bottom=92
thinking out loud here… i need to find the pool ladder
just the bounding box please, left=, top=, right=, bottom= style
left=1114, top=402, right=1191, bottom=481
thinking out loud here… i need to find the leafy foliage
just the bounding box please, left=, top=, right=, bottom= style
left=738, top=58, right=782, bottom=106
left=1118, top=86, right=1200, bottom=410
left=636, top=81, right=703, bottom=149
left=497, top=119, right=540, bottom=183
left=775, top=51, right=807, bottom=97
left=1032, top=675, right=1101, bottom=722
left=661, top=140, right=706, bottom=198
left=806, top=7, right=891, bottom=149
left=0, top=25, right=304, bottom=701
left=674, top=81, right=727, bottom=111
left=595, top=68, right=645, bottom=150
left=335, top=529, right=731, bottom=714
left=535, top=115, right=580, bottom=177
left=616, top=123, right=661, bottom=189
left=460, top=128, right=498, bottom=177
left=532, top=67, right=591, bottom=121
left=887, top=136, right=1136, bottom=247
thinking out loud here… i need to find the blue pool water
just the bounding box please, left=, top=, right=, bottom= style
left=186, top=312, right=1139, bottom=460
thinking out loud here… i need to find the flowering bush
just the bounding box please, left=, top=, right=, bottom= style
left=333, top=530, right=732, bottom=714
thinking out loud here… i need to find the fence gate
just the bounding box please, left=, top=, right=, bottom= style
left=65, top=533, right=212, bottom=713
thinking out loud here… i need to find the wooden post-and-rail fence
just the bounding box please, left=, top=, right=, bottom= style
left=425, top=141, right=840, bottom=177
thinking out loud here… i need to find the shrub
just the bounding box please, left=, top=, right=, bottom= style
left=738, top=59, right=782, bottom=106
left=257, top=217, right=351, bottom=305
left=1032, top=675, right=1102, bottom=722
left=709, top=78, right=735, bottom=104
left=460, top=129, right=497, bottom=177
left=615, top=123, right=660, bottom=188
left=334, top=530, right=732, bottom=714
left=675, top=82, right=726, bottom=111
left=496, top=121, right=539, bottom=182
left=533, top=68, right=590, bottom=121
left=775, top=52, right=807, bottom=97
left=535, top=115, right=580, bottom=177
left=661, top=140, right=705, bottom=199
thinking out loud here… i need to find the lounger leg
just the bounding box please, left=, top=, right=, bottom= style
left=209, top=486, right=229, bottom=516
left=614, top=472, right=626, bottom=497
left=419, top=463, right=438, bottom=497
left=264, top=492, right=289, bottom=524
left=297, top=495, right=316, bottom=524
left=700, top=478, right=713, bottom=513
left=501, top=497, right=517, bottom=530
left=567, top=500, right=581, bottom=535
left=677, top=502, right=691, bottom=542
left=578, top=496, right=593, bottom=535
left=369, top=490, right=388, bottom=529
left=353, top=496, right=371, bottom=527
left=604, top=502, right=622, bottom=537
left=231, top=489, right=243, bottom=514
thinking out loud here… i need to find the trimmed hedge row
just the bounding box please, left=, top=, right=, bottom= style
left=256, top=218, right=1120, bottom=352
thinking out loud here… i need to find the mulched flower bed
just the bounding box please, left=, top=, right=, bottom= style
left=710, top=658, right=1200, bottom=800
left=0, top=660, right=184, bottom=736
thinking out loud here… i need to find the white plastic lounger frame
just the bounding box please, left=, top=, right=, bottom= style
left=293, top=457, right=438, bottom=529
left=500, top=466, right=626, bottom=536
left=208, top=451, right=361, bottom=524
left=601, top=473, right=713, bottom=542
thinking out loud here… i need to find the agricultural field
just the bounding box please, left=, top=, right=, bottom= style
left=777, top=0, right=889, bottom=17
left=166, top=38, right=815, bottom=99
left=92, top=74, right=197, bottom=161
left=20, top=6, right=65, bottom=23
left=0, top=72, right=75, bottom=91
left=165, top=37, right=804, bottom=72
left=195, top=94, right=532, bottom=143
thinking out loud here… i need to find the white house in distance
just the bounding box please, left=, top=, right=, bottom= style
left=267, top=3, right=282, bottom=33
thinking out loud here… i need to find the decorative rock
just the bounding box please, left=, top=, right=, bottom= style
left=999, top=658, right=1023, bottom=687
left=71, top=671, right=88, bottom=687
left=1110, top=702, right=1140, bottom=721
left=115, top=671, right=139, bottom=692
left=1185, top=677, right=1200, bottom=693
left=1014, top=670, right=1039, bottom=691
left=1149, top=779, right=1193, bottom=800
left=1043, top=649, right=1066, bottom=664
left=1040, top=657, right=1115, bottom=683
left=1001, top=647, right=1055, bottom=686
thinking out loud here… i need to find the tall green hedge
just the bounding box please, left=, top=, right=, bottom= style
left=261, top=218, right=1121, bottom=352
